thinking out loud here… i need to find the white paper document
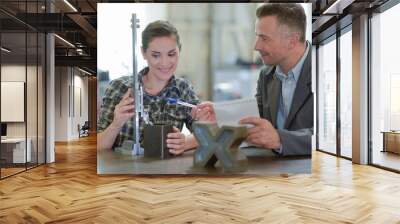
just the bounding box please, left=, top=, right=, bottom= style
left=214, top=98, right=260, bottom=127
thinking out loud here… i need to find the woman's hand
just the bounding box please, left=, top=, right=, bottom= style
left=110, top=88, right=135, bottom=129
left=167, top=127, right=186, bottom=155
left=191, top=101, right=217, bottom=123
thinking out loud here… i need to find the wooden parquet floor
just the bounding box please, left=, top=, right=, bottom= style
left=1, top=135, right=400, bottom=223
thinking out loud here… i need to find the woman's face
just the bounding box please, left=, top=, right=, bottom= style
left=142, top=35, right=180, bottom=82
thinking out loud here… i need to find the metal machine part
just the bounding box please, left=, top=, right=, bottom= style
left=143, top=124, right=173, bottom=159
left=192, top=122, right=248, bottom=172
left=131, top=13, right=143, bottom=156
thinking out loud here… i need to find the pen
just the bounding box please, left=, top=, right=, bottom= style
left=166, top=97, right=196, bottom=108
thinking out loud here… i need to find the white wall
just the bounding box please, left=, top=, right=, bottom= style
left=72, top=73, right=89, bottom=138
left=55, top=67, right=89, bottom=141
left=55, top=67, right=68, bottom=141
left=1, top=65, right=30, bottom=138
left=97, top=3, right=167, bottom=81
left=1, top=64, right=46, bottom=163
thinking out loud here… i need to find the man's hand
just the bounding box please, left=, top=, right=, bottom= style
left=167, top=127, right=186, bottom=155
left=191, top=101, right=217, bottom=123
left=111, top=88, right=135, bottom=129
left=239, top=116, right=281, bottom=149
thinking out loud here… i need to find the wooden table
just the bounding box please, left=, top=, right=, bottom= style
left=97, top=147, right=311, bottom=175
left=382, top=131, right=400, bottom=154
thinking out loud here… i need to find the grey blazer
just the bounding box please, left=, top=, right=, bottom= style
left=255, top=47, right=313, bottom=156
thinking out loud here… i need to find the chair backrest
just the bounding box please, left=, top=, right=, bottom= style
left=82, top=121, right=90, bottom=129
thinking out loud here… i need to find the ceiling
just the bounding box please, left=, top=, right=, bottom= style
left=0, top=0, right=98, bottom=74
left=0, top=0, right=393, bottom=76
left=311, top=0, right=390, bottom=43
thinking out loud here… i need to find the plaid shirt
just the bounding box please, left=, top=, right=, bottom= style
left=97, top=67, right=200, bottom=148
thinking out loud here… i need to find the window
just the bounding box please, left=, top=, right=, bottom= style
left=339, top=28, right=352, bottom=158
left=317, top=36, right=337, bottom=154
left=370, top=2, right=400, bottom=171
left=0, top=1, right=47, bottom=179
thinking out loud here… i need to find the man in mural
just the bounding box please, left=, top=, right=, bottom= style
left=197, top=3, right=313, bottom=156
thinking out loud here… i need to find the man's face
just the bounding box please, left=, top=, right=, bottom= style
left=254, top=16, right=291, bottom=66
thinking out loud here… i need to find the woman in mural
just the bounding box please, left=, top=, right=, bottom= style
left=97, top=20, right=215, bottom=154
